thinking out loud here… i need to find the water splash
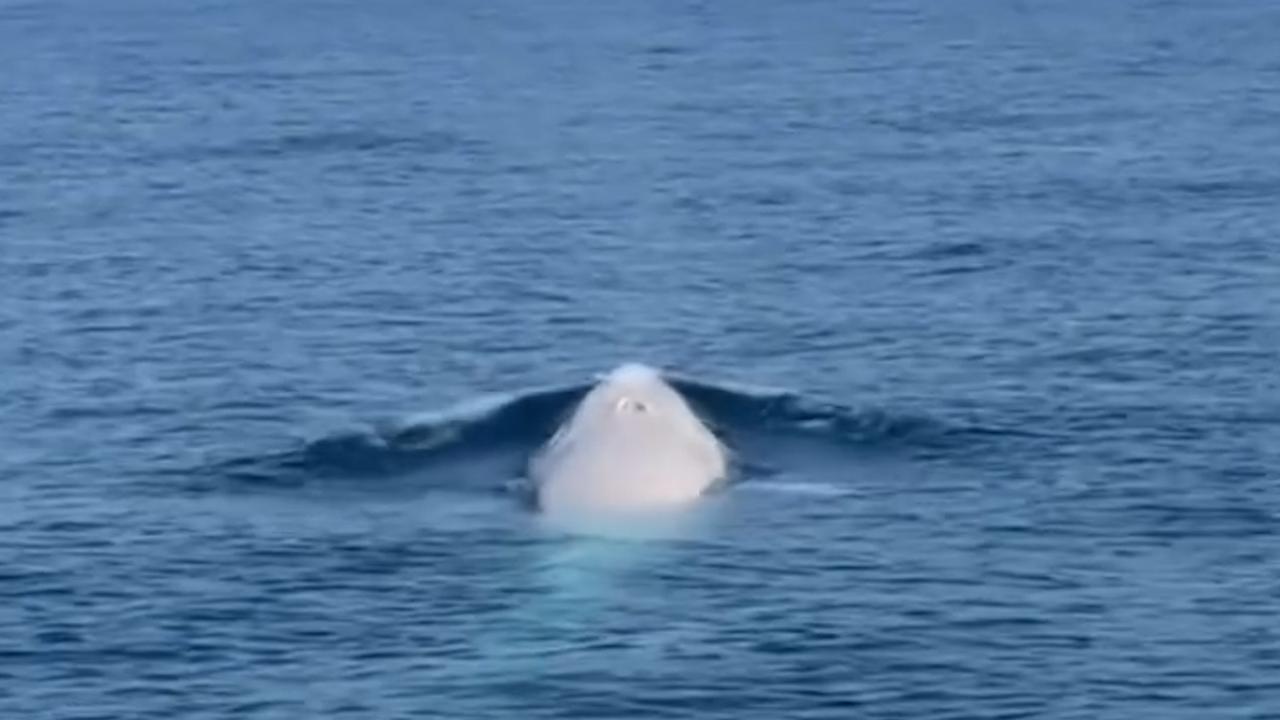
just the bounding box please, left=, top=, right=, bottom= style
left=199, top=369, right=1025, bottom=498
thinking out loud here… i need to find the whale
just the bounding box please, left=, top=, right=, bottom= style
left=528, top=363, right=729, bottom=516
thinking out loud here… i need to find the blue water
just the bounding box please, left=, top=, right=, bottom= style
left=3, top=0, right=1278, bottom=717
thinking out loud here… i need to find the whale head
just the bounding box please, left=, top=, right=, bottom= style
left=530, top=364, right=728, bottom=516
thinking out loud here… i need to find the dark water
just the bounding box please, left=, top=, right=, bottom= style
left=3, top=0, right=1279, bottom=717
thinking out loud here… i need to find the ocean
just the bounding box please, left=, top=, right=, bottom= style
left=2, top=0, right=1278, bottom=717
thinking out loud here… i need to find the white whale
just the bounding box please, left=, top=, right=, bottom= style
left=529, top=364, right=728, bottom=516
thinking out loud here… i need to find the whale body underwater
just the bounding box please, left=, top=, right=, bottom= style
left=528, top=364, right=729, bottom=516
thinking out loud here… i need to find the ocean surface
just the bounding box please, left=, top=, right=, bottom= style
left=3, top=0, right=1278, bottom=717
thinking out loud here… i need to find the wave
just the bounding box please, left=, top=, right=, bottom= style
left=201, top=371, right=1029, bottom=494
left=152, top=129, right=469, bottom=164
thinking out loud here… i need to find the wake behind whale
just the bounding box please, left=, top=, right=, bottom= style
left=200, top=364, right=1030, bottom=503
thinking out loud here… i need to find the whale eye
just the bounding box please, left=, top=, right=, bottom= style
left=616, top=397, right=649, bottom=414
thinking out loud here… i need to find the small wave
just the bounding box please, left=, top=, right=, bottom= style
left=906, top=241, right=987, bottom=261
left=740, top=481, right=859, bottom=498
left=201, top=383, right=588, bottom=492
left=157, top=129, right=468, bottom=164
left=666, top=374, right=1019, bottom=450
left=201, top=371, right=1023, bottom=494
